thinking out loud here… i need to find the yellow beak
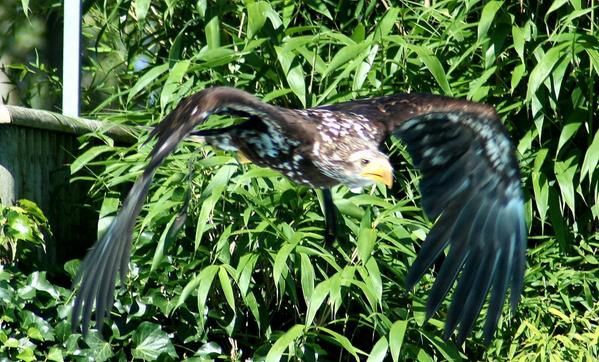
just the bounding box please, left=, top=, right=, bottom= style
left=360, top=159, right=393, bottom=188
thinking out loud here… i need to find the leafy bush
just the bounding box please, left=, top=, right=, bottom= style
left=2, top=0, right=598, bottom=361
left=0, top=200, right=50, bottom=263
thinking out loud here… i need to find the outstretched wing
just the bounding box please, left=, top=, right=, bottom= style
left=71, top=87, right=281, bottom=335
left=397, top=112, right=526, bottom=344
left=325, top=94, right=527, bottom=343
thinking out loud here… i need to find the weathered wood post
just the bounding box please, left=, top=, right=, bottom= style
left=0, top=105, right=136, bottom=263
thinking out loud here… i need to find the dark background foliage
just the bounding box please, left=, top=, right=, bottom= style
left=1, top=0, right=597, bottom=361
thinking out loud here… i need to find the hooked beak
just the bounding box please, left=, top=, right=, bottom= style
left=360, top=159, right=393, bottom=188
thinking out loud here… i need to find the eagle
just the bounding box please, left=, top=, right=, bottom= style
left=72, top=87, right=526, bottom=344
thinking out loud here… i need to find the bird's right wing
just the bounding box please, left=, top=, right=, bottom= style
left=71, top=87, right=281, bottom=336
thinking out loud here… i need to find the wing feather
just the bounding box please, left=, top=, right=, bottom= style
left=394, top=111, right=526, bottom=343
left=421, top=193, right=487, bottom=319
left=320, top=95, right=526, bottom=342
left=71, top=87, right=281, bottom=335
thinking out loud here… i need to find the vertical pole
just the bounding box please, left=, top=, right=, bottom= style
left=62, top=0, right=81, bottom=117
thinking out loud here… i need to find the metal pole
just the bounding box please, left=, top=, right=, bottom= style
left=62, top=0, right=81, bottom=117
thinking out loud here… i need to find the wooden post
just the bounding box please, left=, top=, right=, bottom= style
left=0, top=105, right=139, bottom=262
left=62, top=0, right=82, bottom=117
left=0, top=105, right=138, bottom=142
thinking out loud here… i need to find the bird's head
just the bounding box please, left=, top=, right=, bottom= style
left=314, top=137, right=393, bottom=190
left=346, top=149, right=394, bottom=189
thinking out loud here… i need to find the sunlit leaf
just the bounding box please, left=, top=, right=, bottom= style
left=300, top=253, right=315, bottom=303
left=305, top=279, right=330, bottom=326
left=389, top=320, right=408, bottom=362
left=367, top=336, right=388, bottom=362
left=556, top=121, right=582, bottom=156
left=218, top=266, right=236, bottom=313
left=70, top=145, right=114, bottom=174
left=554, top=155, right=578, bottom=215
left=132, top=322, right=177, bottom=360
left=526, top=43, right=567, bottom=101
left=205, top=15, right=221, bottom=49
left=247, top=1, right=281, bottom=38
left=408, top=45, right=452, bottom=95
left=128, top=64, right=169, bottom=103
left=265, top=324, right=305, bottom=362
left=357, top=211, right=376, bottom=263
left=478, top=1, right=503, bottom=41
left=135, top=0, right=151, bottom=21
left=160, top=60, right=190, bottom=111
left=581, top=130, right=599, bottom=183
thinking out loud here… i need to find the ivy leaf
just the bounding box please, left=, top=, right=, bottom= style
left=132, top=322, right=178, bottom=361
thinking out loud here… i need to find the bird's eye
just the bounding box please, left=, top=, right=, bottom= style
left=361, top=159, right=370, bottom=165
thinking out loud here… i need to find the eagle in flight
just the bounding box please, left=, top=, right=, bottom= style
left=72, top=87, right=527, bottom=344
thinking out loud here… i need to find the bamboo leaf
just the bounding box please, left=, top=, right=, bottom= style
left=322, top=43, right=368, bottom=78
left=236, top=252, right=258, bottom=297
left=420, top=330, right=462, bottom=361
left=306, top=279, right=330, bottom=326
left=511, top=63, right=525, bottom=93
left=389, top=320, right=408, bottom=362
left=581, top=130, right=599, bottom=183
left=205, top=15, right=221, bottom=49
left=300, top=253, right=315, bottom=303
left=357, top=211, right=376, bottom=263
left=373, top=7, right=399, bottom=39
left=556, top=121, right=582, bottom=156
left=275, top=47, right=306, bottom=106
left=128, top=64, right=169, bottom=103
left=246, top=1, right=281, bottom=38
left=70, top=145, right=114, bottom=174
left=135, top=0, right=151, bottom=21
left=218, top=266, right=236, bottom=312
left=545, top=0, right=570, bottom=21
left=366, top=336, right=388, bottom=362
left=265, top=324, right=305, bottom=362
left=512, top=25, right=526, bottom=63
left=365, top=257, right=382, bottom=303
left=478, top=1, right=503, bottom=41
left=273, top=242, right=296, bottom=287
left=526, top=43, right=567, bottom=100
left=160, top=60, right=190, bottom=111
left=408, top=45, right=452, bottom=95
left=554, top=155, right=578, bottom=215
left=319, top=326, right=363, bottom=359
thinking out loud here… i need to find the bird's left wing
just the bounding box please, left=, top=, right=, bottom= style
left=324, top=94, right=527, bottom=343
left=71, top=87, right=283, bottom=335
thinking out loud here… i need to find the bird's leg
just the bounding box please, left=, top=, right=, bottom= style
left=235, top=151, right=252, bottom=164
left=319, top=188, right=338, bottom=243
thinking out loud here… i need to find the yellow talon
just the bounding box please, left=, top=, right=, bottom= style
left=236, top=151, right=252, bottom=164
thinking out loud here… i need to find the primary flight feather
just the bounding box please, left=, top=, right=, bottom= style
left=72, top=87, right=526, bottom=344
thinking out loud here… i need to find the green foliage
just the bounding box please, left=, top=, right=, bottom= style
left=0, top=200, right=50, bottom=263
left=3, top=0, right=599, bottom=360
left=0, top=0, right=63, bottom=107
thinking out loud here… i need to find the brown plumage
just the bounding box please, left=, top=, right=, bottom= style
left=72, top=87, right=527, bottom=344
